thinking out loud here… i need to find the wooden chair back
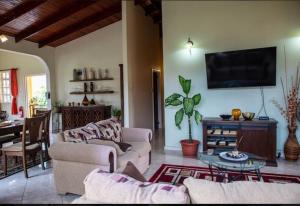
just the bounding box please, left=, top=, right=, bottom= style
left=33, top=110, right=51, bottom=133
left=22, top=116, right=45, bottom=149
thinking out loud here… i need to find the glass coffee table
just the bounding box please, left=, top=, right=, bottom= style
left=199, top=151, right=266, bottom=182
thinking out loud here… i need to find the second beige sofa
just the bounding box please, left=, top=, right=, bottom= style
left=49, top=127, right=152, bottom=195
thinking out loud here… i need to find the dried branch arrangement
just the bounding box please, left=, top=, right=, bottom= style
left=272, top=48, right=300, bottom=128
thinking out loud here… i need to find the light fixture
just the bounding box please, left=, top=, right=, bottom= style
left=186, top=37, right=193, bottom=55
left=0, top=35, right=8, bottom=43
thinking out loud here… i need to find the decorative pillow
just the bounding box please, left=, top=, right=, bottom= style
left=84, top=169, right=189, bottom=204
left=94, top=118, right=122, bottom=142
left=63, top=126, right=98, bottom=143
left=122, top=161, right=146, bottom=182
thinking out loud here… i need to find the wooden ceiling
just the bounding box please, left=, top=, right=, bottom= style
left=0, top=0, right=121, bottom=48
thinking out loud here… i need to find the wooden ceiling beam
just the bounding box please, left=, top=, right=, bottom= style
left=0, top=0, right=47, bottom=27
left=15, top=0, right=97, bottom=43
left=38, top=3, right=121, bottom=48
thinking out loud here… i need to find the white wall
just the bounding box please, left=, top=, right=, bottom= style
left=122, top=1, right=161, bottom=129
left=54, top=21, right=123, bottom=108
left=162, top=1, right=300, bottom=152
left=0, top=51, right=47, bottom=116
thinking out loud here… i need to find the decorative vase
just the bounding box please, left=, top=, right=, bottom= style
left=73, top=69, right=78, bottom=80
left=284, top=126, right=300, bottom=161
left=232, top=108, right=241, bottom=120
left=180, top=139, right=200, bottom=157
left=87, top=68, right=95, bottom=80
left=90, top=82, right=94, bottom=92
left=105, top=68, right=109, bottom=78
left=84, top=82, right=88, bottom=92
left=82, top=95, right=89, bottom=106
left=82, top=68, right=87, bottom=80
left=90, top=98, right=96, bottom=105
left=98, top=68, right=103, bottom=79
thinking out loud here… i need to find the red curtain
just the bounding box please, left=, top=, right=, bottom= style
left=10, top=68, right=18, bottom=114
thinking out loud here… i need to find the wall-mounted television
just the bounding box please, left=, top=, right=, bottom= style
left=205, top=47, right=276, bottom=89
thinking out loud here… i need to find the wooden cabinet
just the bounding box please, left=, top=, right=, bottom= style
left=202, top=118, right=278, bottom=166
left=62, top=106, right=111, bottom=130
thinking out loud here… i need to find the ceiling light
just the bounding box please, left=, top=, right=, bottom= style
left=0, top=35, right=8, bottom=43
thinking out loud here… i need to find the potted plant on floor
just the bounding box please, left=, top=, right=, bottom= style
left=165, top=75, right=203, bottom=156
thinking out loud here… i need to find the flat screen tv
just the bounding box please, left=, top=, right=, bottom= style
left=205, top=47, right=276, bottom=89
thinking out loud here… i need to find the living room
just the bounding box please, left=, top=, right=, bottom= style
left=0, top=0, right=300, bottom=204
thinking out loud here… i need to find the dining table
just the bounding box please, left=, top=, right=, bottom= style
left=0, top=120, right=24, bottom=143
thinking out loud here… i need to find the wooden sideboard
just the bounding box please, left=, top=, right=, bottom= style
left=61, top=105, right=111, bottom=130
left=202, top=117, right=278, bottom=166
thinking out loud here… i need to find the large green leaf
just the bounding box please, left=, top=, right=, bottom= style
left=165, top=93, right=181, bottom=104
left=192, top=94, right=201, bottom=105
left=183, top=98, right=194, bottom=116
left=169, top=99, right=182, bottom=106
left=183, top=79, right=191, bottom=95
left=194, top=110, right=202, bottom=125
left=178, top=75, right=191, bottom=95
left=179, top=75, right=185, bottom=92
left=175, top=108, right=184, bottom=129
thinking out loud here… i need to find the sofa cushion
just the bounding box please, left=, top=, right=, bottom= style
left=127, top=141, right=151, bottom=157
left=117, top=151, right=139, bottom=170
left=87, top=139, right=125, bottom=155
left=94, top=118, right=122, bottom=143
left=83, top=169, right=189, bottom=204
left=183, top=177, right=300, bottom=204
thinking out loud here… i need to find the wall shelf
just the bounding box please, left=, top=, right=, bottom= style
left=69, top=91, right=114, bottom=95
left=69, top=78, right=114, bottom=82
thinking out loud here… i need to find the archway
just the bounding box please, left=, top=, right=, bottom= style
left=0, top=49, right=52, bottom=117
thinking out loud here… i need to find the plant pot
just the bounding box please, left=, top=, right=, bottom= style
left=180, top=139, right=200, bottom=157
left=284, top=126, right=300, bottom=161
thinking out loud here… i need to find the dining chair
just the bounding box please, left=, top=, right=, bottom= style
left=1, top=116, right=46, bottom=178
left=33, top=110, right=51, bottom=155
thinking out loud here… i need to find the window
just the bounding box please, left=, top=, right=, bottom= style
left=0, top=71, right=11, bottom=103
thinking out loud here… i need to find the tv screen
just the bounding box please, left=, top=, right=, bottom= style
left=205, top=47, right=276, bottom=89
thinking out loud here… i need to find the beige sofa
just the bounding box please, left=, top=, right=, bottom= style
left=72, top=177, right=300, bottom=204
left=49, top=127, right=152, bottom=195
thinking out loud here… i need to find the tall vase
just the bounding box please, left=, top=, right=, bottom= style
left=284, top=126, right=300, bottom=161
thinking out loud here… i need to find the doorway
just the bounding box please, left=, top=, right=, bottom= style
left=153, top=70, right=162, bottom=130
left=26, top=74, right=47, bottom=117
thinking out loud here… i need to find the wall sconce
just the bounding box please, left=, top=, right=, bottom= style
left=0, top=35, right=8, bottom=43
left=186, top=37, right=194, bottom=55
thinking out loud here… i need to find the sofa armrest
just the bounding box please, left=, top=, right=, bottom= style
left=49, top=142, right=117, bottom=172
left=122, top=128, right=152, bottom=143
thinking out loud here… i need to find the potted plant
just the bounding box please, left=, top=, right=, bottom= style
left=165, top=75, right=203, bottom=156
left=52, top=101, right=63, bottom=113
left=272, top=63, right=300, bottom=161
left=112, top=108, right=122, bottom=121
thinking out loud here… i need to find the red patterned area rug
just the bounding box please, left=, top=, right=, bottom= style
left=149, top=164, right=300, bottom=185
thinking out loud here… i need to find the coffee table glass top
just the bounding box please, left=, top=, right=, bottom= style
left=199, top=151, right=266, bottom=171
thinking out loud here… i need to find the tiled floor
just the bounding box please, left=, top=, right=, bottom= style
left=1, top=130, right=300, bottom=204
